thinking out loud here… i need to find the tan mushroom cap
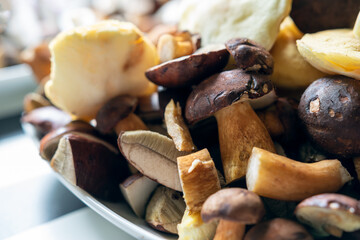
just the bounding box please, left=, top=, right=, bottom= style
left=201, top=188, right=265, bottom=224
left=295, top=193, right=360, bottom=236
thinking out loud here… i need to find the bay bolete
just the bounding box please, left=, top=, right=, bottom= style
left=185, top=69, right=276, bottom=183
left=201, top=188, right=265, bottom=240
left=295, top=193, right=360, bottom=237
left=298, top=76, right=360, bottom=157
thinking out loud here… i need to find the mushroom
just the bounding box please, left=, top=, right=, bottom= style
left=145, top=44, right=229, bottom=88
left=295, top=193, right=360, bottom=238
left=244, top=218, right=313, bottom=240
left=39, top=120, right=97, bottom=161
left=201, top=188, right=265, bottom=240
left=23, top=92, right=51, bottom=114
left=246, top=147, right=352, bottom=201
left=145, top=185, right=186, bottom=234
left=51, top=132, right=130, bottom=200
left=298, top=76, right=360, bottom=157
left=120, top=172, right=158, bottom=218
left=185, top=69, right=276, bottom=183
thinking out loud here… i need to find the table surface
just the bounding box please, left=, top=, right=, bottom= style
left=0, top=115, right=136, bottom=240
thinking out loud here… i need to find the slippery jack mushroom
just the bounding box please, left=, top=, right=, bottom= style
left=244, top=218, right=313, bottom=240
left=185, top=39, right=277, bottom=183
left=201, top=188, right=265, bottom=240
left=246, top=147, right=352, bottom=201
left=295, top=193, right=360, bottom=238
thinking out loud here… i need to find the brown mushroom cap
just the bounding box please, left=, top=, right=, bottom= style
left=145, top=44, right=229, bottom=88
left=201, top=188, right=265, bottom=224
left=244, top=218, right=313, bottom=240
left=290, top=0, right=360, bottom=33
left=298, top=76, right=360, bottom=157
left=95, top=95, right=138, bottom=134
left=185, top=69, right=274, bottom=124
left=295, top=193, right=360, bottom=235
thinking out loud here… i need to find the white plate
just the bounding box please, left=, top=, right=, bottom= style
left=53, top=172, right=178, bottom=240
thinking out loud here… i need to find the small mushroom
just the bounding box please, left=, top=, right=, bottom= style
left=95, top=95, right=139, bottom=134
left=298, top=76, right=360, bottom=157
left=185, top=69, right=276, bottom=183
left=246, top=147, right=352, bottom=201
left=39, top=120, right=97, bottom=161
left=145, top=44, right=229, bottom=88
left=244, top=218, right=313, bottom=240
left=120, top=172, right=158, bottom=218
left=201, top=188, right=265, bottom=240
left=295, top=193, right=360, bottom=238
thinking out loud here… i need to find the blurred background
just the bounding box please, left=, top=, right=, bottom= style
left=0, top=0, right=178, bottom=239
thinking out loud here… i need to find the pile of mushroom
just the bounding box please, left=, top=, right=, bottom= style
left=20, top=0, right=360, bottom=239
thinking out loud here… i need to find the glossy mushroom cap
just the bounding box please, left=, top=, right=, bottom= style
left=201, top=188, right=265, bottom=224
left=185, top=69, right=274, bottom=124
left=244, top=218, right=313, bottom=240
left=295, top=193, right=360, bottom=236
left=298, top=76, right=360, bottom=157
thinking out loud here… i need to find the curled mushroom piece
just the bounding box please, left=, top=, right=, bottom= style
left=244, top=218, right=313, bottom=240
left=185, top=69, right=276, bottom=183
left=246, top=147, right=352, bottom=201
left=295, top=193, right=360, bottom=238
left=298, top=76, right=360, bottom=157
left=201, top=188, right=265, bottom=240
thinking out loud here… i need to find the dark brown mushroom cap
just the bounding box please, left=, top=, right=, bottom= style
left=295, top=193, right=360, bottom=234
left=185, top=69, right=273, bottom=124
left=95, top=95, right=138, bottom=134
left=40, top=120, right=97, bottom=160
left=226, top=38, right=274, bottom=75
left=145, top=45, right=229, bottom=88
left=298, top=76, right=360, bottom=157
left=290, top=0, right=360, bottom=33
left=244, top=218, right=313, bottom=240
left=201, top=188, right=265, bottom=224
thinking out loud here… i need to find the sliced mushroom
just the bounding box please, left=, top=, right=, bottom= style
left=39, top=120, right=97, bottom=160
left=298, top=76, right=360, bottom=157
left=114, top=113, right=148, bottom=135
left=246, top=147, right=352, bottom=201
left=146, top=185, right=186, bottom=234
left=295, top=193, right=360, bottom=238
left=185, top=69, right=276, bottom=183
left=244, top=218, right=313, bottom=240
left=51, top=132, right=129, bottom=200
left=95, top=95, right=138, bottom=134
left=120, top=172, right=158, bottom=218
left=201, top=188, right=265, bottom=240
left=164, top=99, right=196, bottom=152
left=118, top=130, right=188, bottom=191
left=177, top=149, right=220, bottom=240
left=145, top=44, right=229, bottom=88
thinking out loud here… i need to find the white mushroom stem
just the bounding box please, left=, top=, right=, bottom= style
left=214, top=220, right=245, bottom=240
left=214, top=101, right=275, bottom=183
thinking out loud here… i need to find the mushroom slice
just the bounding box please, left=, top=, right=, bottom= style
left=185, top=69, right=276, bottom=183
left=51, top=132, right=129, bottom=200
left=177, top=149, right=220, bottom=240
left=298, top=76, right=360, bottom=157
left=145, top=44, right=229, bottom=88
left=120, top=173, right=158, bottom=218
left=114, top=113, right=148, bottom=135
left=146, top=185, right=186, bottom=234
left=40, top=120, right=97, bottom=161
left=118, top=130, right=188, bottom=192
left=295, top=193, right=360, bottom=237
left=244, top=218, right=313, bottom=240
left=246, top=147, right=352, bottom=201
left=95, top=95, right=138, bottom=134
left=165, top=99, right=196, bottom=152
left=201, top=188, right=265, bottom=240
